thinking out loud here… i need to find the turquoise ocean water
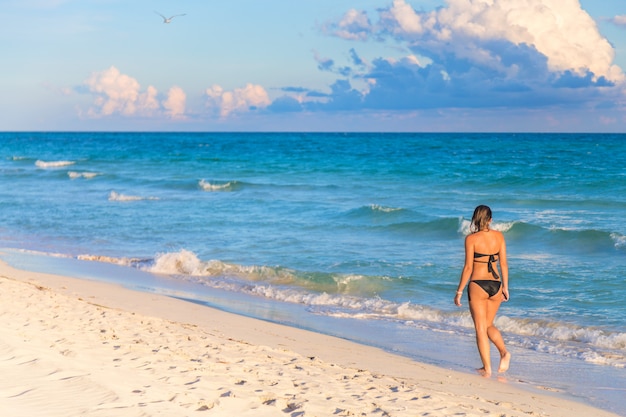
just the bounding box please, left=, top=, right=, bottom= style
left=1, top=132, right=624, bottom=414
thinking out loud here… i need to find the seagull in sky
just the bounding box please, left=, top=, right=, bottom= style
left=155, top=11, right=186, bottom=24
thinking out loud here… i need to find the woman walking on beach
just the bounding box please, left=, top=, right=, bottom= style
left=455, top=205, right=511, bottom=377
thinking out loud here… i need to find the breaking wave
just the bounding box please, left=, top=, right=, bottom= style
left=198, top=180, right=240, bottom=192
left=35, top=160, right=75, bottom=168
left=68, top=171, right=99, bottom=179
left=108, top=191, right=159, bottom=202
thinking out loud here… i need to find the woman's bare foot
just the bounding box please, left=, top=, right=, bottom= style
left=498, top=352, right=511, bottom=373
left=477, top=367, right=491, bottom=377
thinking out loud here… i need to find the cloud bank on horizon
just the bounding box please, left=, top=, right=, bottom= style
left=70, top=0, right=626, bottom=130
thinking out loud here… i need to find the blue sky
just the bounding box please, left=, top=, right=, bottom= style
left=3, top=0, right=626, bottom=132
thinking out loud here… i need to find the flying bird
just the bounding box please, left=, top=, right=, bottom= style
left=155, top=11, right=186, bottom=24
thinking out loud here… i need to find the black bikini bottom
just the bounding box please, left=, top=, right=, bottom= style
left=469, top=280, right=502, bottom=301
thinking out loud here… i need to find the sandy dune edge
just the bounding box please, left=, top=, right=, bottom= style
left=0, top=260, right=618, bottom=417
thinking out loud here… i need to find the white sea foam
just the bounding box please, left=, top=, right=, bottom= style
left=145, top=250, right=390, bottom=296
left=35, top=160, right=75, bottom=168
left=458, top=218, right=516, bottom=235
left=146, top=251, right=301, bottom=287
left=8, top=248, right=73, bottom=259
left=108, top=191, right=159, bottom=202
left=611, top=233, right=626, bottom=248
left=149, top=249, right=204, bottom=275
left=369, top=204, right=403, bottom=213
left=199, top=179, right=235, bottom=191
left=76, top=254, right=149, bottom=266
left=10, top=250, right=149, bottom=269
left=492, top=221, right=516, bottom=233
left=68, top=171, right=99, bottom=180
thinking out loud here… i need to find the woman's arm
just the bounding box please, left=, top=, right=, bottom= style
left=454, top=235, right=474, bottom=306
left=499, top=232, right=509, bottom=301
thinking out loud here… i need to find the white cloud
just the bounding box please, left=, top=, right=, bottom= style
left=389, top=0, right=424, bottom=34
left=205, top=83, right=270, bottom=117
left=84, top=66, right=162, bottom=117
left=138, top=85, right=159, bottom=114
left=83, top=66, right=187, bottom=119
left=329, top=9, right=372, bottom=40
left=307, top=0, right=626, bottom=118
left=612, top=15, right=626, bottom=27
left=381, top=0, right=623, bottom=83
left=163, top=86, right=186, bottom=119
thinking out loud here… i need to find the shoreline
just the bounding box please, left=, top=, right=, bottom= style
left=0, top=259, right=621, bottom=416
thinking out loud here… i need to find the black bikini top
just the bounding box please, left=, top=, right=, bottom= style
left=474, top=252, right=500, bottom=280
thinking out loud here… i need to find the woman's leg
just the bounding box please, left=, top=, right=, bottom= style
left=485, top=294, right=510, bottom=372
left=468, top=284, right=493, bottom=376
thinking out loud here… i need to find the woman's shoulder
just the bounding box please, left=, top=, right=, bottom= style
left=492, top=230, right=505, bottom=238
left=465, top=232, right=479, bottom=242
left=492, top=230, right=506, bottom=246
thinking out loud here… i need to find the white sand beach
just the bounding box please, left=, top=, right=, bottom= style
left=0, top=259, right=619, bottom=417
